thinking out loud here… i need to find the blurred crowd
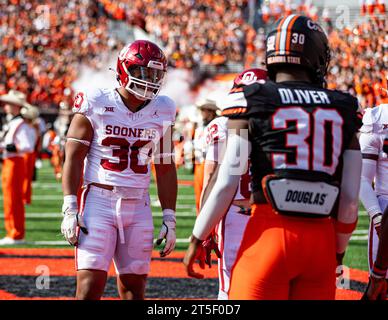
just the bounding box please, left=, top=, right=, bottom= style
left=327, top=17, right=388, bottom=108
left=0, top=0, right=386, bottom=111
left=100, top=0, right=257, bottom=70
left=0, top=0, right=120, bottom=109
left=260, top=0, right=319, bottom=24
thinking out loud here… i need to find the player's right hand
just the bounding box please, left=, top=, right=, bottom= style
left=202, top=234, right=222, bottom=268
left=372, top=213, right=383, bottom=238
left=183, top=235, right=206, bottom=279
left=61, top=208, right=88, bottom=246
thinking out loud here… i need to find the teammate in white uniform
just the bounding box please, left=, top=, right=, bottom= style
left=61, top=40, right=177, bottom=300
left=359, top=104, right=388, bottom=277
left=199, top=69, right=267, bottom=299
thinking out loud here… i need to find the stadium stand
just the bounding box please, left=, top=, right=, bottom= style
left=0, top=0, right=386, bottom=109
left=0, top=0, right=122, bottom=109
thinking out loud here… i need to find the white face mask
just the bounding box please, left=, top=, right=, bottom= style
left=122, top=63, right=166, bottom=100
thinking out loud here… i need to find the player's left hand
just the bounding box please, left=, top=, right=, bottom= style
left=60, top=208, right=88, bottom=246
left=155, top=220, right=176, bottom=257
left=362, top=275, right=387, bottom=300
left=183, top=235, right=206, bottom=279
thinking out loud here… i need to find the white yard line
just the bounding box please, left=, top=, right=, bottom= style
left=0, top=195, right=196, bottom=201
left=25, top=211, right=196, bottom=218
left=350, top=235, right=368, bottom=241
left=27, top=238, right=191, bottom=246
left=23, top=236, right=367, bottom=246
left=353, top=229, right=368, bottom=234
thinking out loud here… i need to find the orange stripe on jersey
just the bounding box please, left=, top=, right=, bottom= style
left=229, top=87, right=244, bottom=94
left=285, top=15, right=300, bottom=52
left=275, top=17, right=287, bottom=52
left=221, top=107, right=247, bottom=116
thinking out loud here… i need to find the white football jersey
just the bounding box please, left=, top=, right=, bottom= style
left=72, top=87, right=176, bottom=188
left=359, top=104, right=388, bottom=198
left=193, top=125, right=206, bottom=164
left=203, top=116, right=250, bottom=201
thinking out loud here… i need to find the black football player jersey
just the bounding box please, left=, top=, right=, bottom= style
left=222, top=80, right=361, bottom=203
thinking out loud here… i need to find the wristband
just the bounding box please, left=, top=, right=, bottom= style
left=368, top=205, right=383, bottom=218
left=372, top=213, right=382, bottom=226
left=162, top=209, right=176, bottom=223
left=62, top=195, right=78, bottom=212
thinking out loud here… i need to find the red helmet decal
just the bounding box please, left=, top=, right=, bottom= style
left=233, top=68, right=267, bottom=87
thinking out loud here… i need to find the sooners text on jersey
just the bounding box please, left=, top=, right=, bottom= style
left=72, top=87, right=176, bottom=188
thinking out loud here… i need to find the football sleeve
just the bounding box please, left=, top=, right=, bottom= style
left=336, top=149, right=362, bottom=254
left=359, top=132, right=382, bottom=218
left=193, top=132, right=251, bottom=240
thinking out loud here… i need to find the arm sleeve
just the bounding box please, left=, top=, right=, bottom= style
left=192, top=133, right=251, bottom=240
left=359, top=133, right=382, bottom=217
left=335, top=149, right=362, bottom=254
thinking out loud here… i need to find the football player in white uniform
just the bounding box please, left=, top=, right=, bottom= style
left=198, top=68, right=267, bottom=299
left=61, top=40, right=177, bottom=300
left=359, top=104, right=388, bottom=280
left=363, top=205, right=388, bottom=300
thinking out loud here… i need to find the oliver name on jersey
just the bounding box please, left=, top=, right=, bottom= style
left=221, top=80, right=361, bottom=216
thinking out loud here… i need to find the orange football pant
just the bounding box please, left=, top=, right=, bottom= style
left=229, top=204, right=336, bottom=300
left=193, top=162, right=204, bottom=215
left=2, top=157, right=26, bottom=240
left=23, top=152, right=36, bottom=205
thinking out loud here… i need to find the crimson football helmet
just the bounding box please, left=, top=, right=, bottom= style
left=233, top=68, right=268, bottom=87
left=116, top=40, right=167, bottom=100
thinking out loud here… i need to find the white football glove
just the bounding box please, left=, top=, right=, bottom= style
left=155, top=211, right=176, bottom=257
left=61, top=196, right=88, bottom=246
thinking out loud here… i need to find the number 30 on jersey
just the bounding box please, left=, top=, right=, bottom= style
left=271, top=107, right=343, bottom=175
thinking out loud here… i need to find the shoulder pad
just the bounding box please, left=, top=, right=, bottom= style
left=204, top=116, right=228, bottom=145
left=72, top=87, right=107, bottom=116
left=243, top=82, right=262, bottom=97
left=360, top=105, right=388, bottom=134
left=220, top=87, right=250, bottom=118
left=156, top=95, right=176, bottom=124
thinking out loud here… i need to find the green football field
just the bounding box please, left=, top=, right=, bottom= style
left=0, top=160, right=370, bottom=271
